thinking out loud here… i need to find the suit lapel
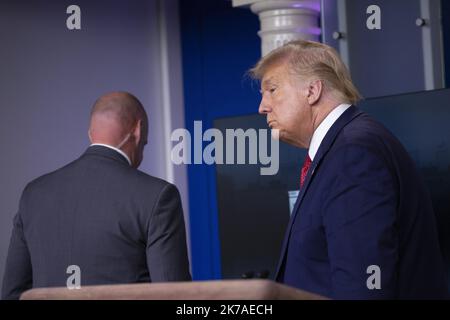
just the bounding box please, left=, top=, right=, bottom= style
left=274, top=105, right=364, bottom=280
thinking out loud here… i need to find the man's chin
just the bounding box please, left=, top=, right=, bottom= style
left=271, top=128, right=280, bottom=140
left=271, top=129, right=289, bottom=144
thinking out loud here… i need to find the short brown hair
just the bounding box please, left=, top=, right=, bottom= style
left=249, top=40, right=362, bottom=104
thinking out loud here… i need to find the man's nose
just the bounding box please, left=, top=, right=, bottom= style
left=258, top=96, right=271, bottom=115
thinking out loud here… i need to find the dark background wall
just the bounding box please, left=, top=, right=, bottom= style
left=344, top=0, right=425, bottom=98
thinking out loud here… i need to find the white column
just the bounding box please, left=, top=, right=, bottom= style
left=157, top=0, right=191, bottom=261
left=335, top=0, right=350, bottom=69
left=418, top=0, right=444, bottom=90
left=233, top=0, right=321, bottom=56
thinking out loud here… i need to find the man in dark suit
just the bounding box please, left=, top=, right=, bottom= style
left=2, top=92, right=191, bottom=300
left=250, top=40, right=448, bottom=299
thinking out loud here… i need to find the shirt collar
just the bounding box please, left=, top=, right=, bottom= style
left=90, top=143, right=132, bottom=166
left=308, top=103, right=352, bottom=161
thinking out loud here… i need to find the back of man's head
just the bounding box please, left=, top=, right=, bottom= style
left=249, top=40, right=362, bottom=105
left=89, top=91, right=148, bottom=168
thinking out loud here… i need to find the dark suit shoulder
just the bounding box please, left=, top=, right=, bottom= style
left=130, top=169, right=172, bottom=189
left=115, top=168, right=176, bottom=198
left=333, top=113, right=399, bottom=154
left=21, top=155, right=177, bottom=212
left=21, top=159, right=80, bottom=196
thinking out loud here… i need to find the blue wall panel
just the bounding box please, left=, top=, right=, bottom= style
left=179, top=0, right=260, bottom=279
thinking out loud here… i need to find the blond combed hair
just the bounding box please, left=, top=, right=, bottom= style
left=249, top=40, right=362, bottom=105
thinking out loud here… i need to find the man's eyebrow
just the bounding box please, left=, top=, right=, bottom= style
left=261, top=77, right=276, bottom=88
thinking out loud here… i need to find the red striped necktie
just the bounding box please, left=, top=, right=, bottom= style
left=300, top=154, right=312, bottom=188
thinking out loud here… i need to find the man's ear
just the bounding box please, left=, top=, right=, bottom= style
left=307, top=79, right=323, bottom=105
left=133, top=120, right=142, bottom=147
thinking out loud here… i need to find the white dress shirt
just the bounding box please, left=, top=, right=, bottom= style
left=308, top=103, right=352, bottom=161
left=90, top=143, right=132, bottom=166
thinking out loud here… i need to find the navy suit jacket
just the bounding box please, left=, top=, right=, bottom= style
left=2, top=146, right=191, bottom=300
left=275, top=106, right=448, bottom=299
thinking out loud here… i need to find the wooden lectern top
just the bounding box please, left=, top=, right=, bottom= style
left=20, top=279, right=327, bottom=300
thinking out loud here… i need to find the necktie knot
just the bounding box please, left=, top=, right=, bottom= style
left=300, top=154, right=312, bottom=188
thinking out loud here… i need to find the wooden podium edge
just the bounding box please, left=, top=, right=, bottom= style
left=20, top=279, right=327, bottom=300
